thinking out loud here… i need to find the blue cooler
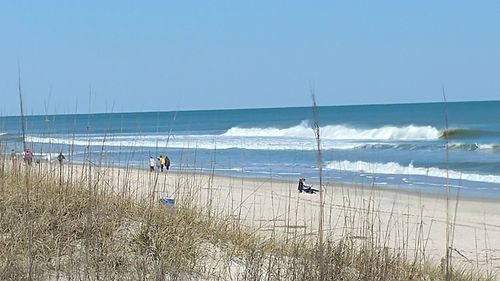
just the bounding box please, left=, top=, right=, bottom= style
left=159, top=197, right=175, bottom=207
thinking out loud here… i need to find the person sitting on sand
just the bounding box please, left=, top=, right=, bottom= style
left=298, top=178, right=308, bottom=193
left=298, top=178, right=318, bottom=194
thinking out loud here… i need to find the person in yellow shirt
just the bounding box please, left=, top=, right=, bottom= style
left=159, top=155, right=166, bottom=172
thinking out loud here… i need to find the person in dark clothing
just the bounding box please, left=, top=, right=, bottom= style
left=57, top=152, right=66, bottom=166
left=298, top=178, right=305, bottom=193
left=298, top=178, right=318, bottom=194
left=165, top=156, right=170, bottom=170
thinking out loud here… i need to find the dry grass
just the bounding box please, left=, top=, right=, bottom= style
left=0, top=156, right=494, bottom=281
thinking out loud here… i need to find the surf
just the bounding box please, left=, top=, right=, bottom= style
left=325, top=160, right=500, bottom=184
left=223, top=121, right=441, bottom=141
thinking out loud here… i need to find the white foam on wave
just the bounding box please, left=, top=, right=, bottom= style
left=27, top=135, right=313, bottom=150
left=448, top=142, right=500, bottom=152
left=325, top=160, right=500, bottom=184
left=27, top=134, right=387, bottom=151
left=223, top=121, right=440, bottom=141
left=25, top=122, right=443, bottom=152
left=25, top=152, right=61, bottom=161
left=477, top=143, right=500, bottom=151
left=28, top=134, right=495, bottom=153
left=448, top=143, right=478, bottom=150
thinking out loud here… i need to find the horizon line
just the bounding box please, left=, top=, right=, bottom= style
left=1, top=99, right=499, bottom=118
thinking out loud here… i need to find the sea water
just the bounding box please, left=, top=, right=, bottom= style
left=1, top=101, right=499, bottom=198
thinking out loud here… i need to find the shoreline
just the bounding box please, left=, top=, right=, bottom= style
left=12, top=157, right=500, bottom=203
left=5, top=141, right=500, bottom=201
left=59, top=157, right=500, bottom=202
left=106, top=160, right=500, bottom=203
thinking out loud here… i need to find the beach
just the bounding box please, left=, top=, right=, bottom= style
left=48, top=161, right=500, bottom=273
left=2, top=101, right=500, bottom=278
left=4, top=102, right=500, bottom=198
left=2, top=1, right=499, bottom=278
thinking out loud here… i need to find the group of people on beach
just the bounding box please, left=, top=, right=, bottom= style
left=10, top=148, right=66, bottom=167
left=11, top=147, right=311, bottom=193
left=10, top=148, right=34, bottom=166
left=149, top=155, right=170, bottom=172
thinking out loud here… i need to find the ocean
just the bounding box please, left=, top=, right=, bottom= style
left=1, top=101, right=500, bottom=198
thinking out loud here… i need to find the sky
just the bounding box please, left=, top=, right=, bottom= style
left=0, top=1, right=499, bottom=116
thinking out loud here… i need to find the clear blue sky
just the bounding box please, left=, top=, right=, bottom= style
left=1, top=1, right=499, bottom=115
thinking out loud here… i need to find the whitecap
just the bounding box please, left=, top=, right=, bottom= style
left=325, top=160, right=500, bottom=184
left=223, top=121, right=440, bottom=141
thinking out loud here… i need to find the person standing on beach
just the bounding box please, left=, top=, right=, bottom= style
left=57, top=152, right=66, bottom=166
left=10, top=149, right=17, bottom=166
left=149, top=156, right=155, bottom=172
left=23, top=148, right=33, bottom=165
left=159, top=155, right=165, bottom=172
left=165, top=155, right=170, bottom=170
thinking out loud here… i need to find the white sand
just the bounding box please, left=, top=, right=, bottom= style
left=44, top=162, right=500, bottom=273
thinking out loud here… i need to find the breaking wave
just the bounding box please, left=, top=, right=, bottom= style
left=325, top=160, right=500, bottom=184
left=223, top=122, right=441, bottom=141
left=477, top=143, right=500, bottom=151
left=26, top=134, right=500, bottom=152
left=26, top=134, right=371, bottom=151
left=27, top=135, right=317, bottom=151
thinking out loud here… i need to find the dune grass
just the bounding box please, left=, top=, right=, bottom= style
left=0, top=154, right=494, bottom=281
